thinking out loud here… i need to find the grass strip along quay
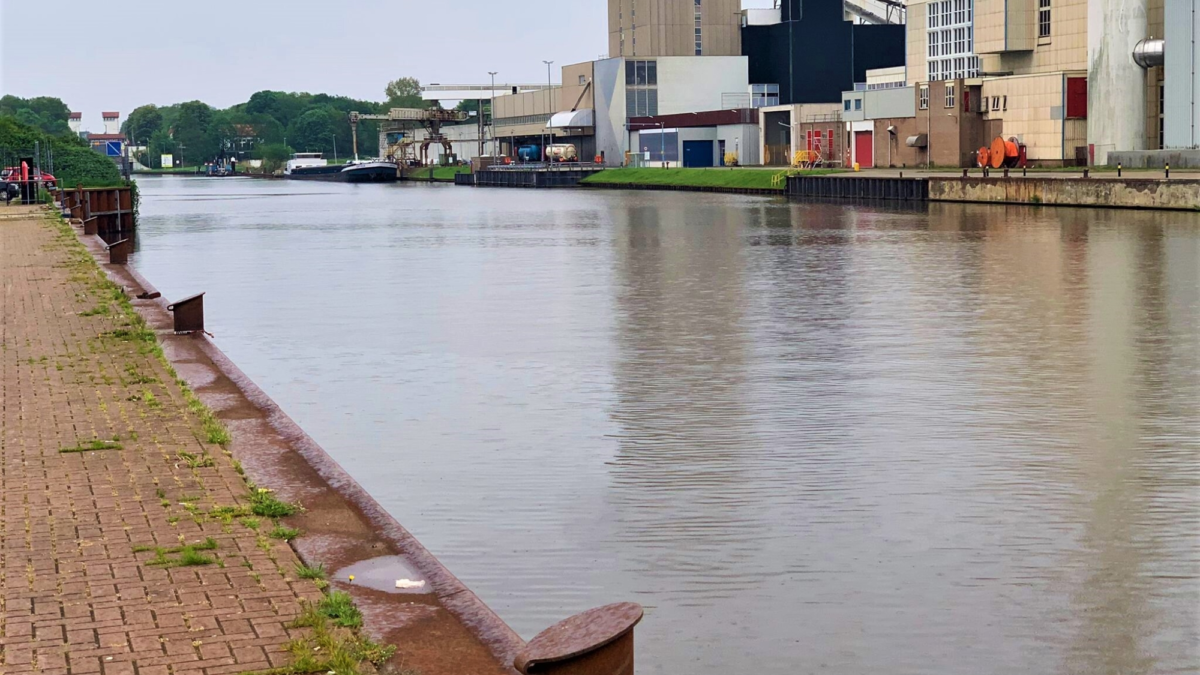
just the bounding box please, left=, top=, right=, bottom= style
left=579, top=167, right=841, bottom=192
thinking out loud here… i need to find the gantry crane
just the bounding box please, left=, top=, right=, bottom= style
left=349, top=107, right=469, bottom=166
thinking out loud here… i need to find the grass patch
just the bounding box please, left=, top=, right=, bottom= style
left=178, top=451, right=216, bottom=469
left=137, top=538, right=219, bottom=567
left=314, top=591, right=363, bottom=628
left=59, top=439, right=123, bottom=453
left=249, top=603, right=395, bottom=675
left=295, top=562, right=326, bottom=580
left=580, top=167, right=842, bottom=191
left=79, top=305, right=110, bottom=317
left=239, top=516, right=261, bottom=530
left=270, top=524, right=301, bottom=541
left=408, top=165, right=470, bottom=181
left=248, top=487, right=298, bottom=518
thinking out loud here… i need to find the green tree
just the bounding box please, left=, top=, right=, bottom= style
left=254, top=142, right=292, bottom=172
left=385, top=76, right=426, bottom=108
left=0, top=95, right=71, bottom=135
left=173, top=100, right=215, bottom=163
left=147, top=129, right=174, bottom=168
left=287, top=107, right=342, bottom=156
left=123, top=105, right=163, bottom=145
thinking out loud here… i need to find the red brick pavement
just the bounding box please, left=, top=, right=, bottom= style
left=1, top=206, right=325, bottom=675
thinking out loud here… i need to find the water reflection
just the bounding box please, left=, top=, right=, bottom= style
left=133, top=177, right=1199, bottom=675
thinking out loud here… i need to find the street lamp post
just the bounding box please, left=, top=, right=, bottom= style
left=543, top=60, right=554, bottom=163
left=488, top=71, right=499, bottom=157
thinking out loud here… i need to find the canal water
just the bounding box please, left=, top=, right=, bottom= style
left=133, top=176, right=1199, bottom=675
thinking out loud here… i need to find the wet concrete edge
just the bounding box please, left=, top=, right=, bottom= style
left=75, top=228, right=525, bottom=673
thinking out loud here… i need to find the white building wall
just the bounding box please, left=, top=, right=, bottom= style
left=656, top=57, right=750, bottom=114
left=594, top=58, right=628, bottom=164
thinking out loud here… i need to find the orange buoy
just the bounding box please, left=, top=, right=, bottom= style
left=977, top=147, right=991, bottom=168
left=989, top=137, right=1007, bottom=169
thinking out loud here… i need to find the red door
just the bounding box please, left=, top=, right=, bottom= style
left=854, top=131, right=874, bottom=168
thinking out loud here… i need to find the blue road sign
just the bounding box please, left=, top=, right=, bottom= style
left=105, top=141, right=122, bottom=157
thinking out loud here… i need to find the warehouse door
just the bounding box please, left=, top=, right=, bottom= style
left=683, top=140, right=715, bottom=167
left=854, top=131, right=874, bottom=168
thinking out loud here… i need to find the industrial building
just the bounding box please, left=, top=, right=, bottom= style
left=742, top=0, right=908, bottom=105
left=609, top=0, right=743, bottom=57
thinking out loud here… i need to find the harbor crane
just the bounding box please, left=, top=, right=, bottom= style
left=349, top=107, right=469, bottom=166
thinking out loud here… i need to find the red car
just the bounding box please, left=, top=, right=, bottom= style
left=1, top=167, right=57, bottom=189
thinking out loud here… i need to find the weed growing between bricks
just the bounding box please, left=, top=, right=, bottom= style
left=44, top=206, right=397, bottom=675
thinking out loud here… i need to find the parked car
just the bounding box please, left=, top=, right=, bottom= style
left=0, top=167, right=56, bottom=189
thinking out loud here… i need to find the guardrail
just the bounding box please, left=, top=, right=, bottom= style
left=484, top=162, right=606, bottom=172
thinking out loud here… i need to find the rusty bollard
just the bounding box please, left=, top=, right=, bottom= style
left=83, top=217, right=99, bottom=235
left=167, top=293, right=205, bottom=334
left=106, top=238, right=131, bottom=265
left=514, top=603, right=643, bottom=675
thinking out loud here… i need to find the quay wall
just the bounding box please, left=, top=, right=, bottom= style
left=928, top=177, right=1200, bottom=211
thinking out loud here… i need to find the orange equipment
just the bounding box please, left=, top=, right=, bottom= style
left=989, top=136, right=1020, bottom=169
left=977, top=147, right=991, bottom=168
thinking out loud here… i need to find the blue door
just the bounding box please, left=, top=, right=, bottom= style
left=683, top=141, right=715, bottom=168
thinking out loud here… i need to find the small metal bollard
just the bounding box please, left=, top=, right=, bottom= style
left=1117, top=163, right=1123, bottom=178
left=105, top=238, right=131, bottom=265
left=1003, top=168, right=1009, bottom=179
left=167, top=293, right=205, bottom=334
left=962, top=169, right=969, bottom=178
left=1023, top=167, right=1027, bottom=177
left=1083, top=169, right=1090, bottom=179
left=1165, top=163, right=1170, bottom=179
left=515, top=603, right=643, bottom=675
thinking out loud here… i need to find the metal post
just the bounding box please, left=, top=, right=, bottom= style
left=660, top=122, right=665, bottom=168
left=489, top=71, right=498, bottom=158
left=543, top=60, right=554, bottom=163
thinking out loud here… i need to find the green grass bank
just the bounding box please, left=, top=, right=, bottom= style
left=580, top=167, right=841, bottom=192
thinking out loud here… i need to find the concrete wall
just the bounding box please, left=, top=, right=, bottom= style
left=656, top=57, right=749, bottom=115
left=1088, top=0, right=1149, bottom=164
left=865, top=86, right=916, bottom=118
left=595, top=58, right=627, bottom=164
left=1108, top=149, right=1200, bottom=167
left=717, top=123, right=760, bottom=165
left=930, top=176, right=1200, bottom=209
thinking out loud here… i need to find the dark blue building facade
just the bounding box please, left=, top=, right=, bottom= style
left=742, top=0, right=907, bottom=105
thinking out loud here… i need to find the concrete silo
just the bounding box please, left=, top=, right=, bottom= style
left=1088, top=0, right=1149, bottom=164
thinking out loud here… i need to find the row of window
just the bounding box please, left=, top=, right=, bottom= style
left=625, top=60, right=658, bottom=86
left=916, top=84, right=958, bottom=109
left=929, top=27, right=973, bottom=58
left=627, top=87, right=660, bottom=118
left=694, top=0, right=703, bottom=56
left=927, top=0, right=972, bottom=29
left=929, top=56, right=980, bottom=81
left=982, top=95, right=1009, bottom=112
left=1039, top=0, right=1052, bottom=38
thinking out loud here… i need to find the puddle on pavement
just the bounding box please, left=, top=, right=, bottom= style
left=334, top=556, right=431, bottom=594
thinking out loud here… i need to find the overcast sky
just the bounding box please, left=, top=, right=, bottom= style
left=1, top=0, right=777, bottom=132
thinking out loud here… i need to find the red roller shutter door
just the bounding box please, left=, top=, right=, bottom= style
left=854, top=131, right=874, bottom=168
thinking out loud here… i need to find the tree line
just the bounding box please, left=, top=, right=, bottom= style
left=125, top=76, right=435, bottom=169
left=0, top=95, right=124, bottom=187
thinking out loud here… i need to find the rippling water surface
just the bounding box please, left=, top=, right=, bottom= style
left=133, top=176, right=1200, bottom=675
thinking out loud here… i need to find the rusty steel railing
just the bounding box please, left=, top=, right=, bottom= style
left=58, top=185, right=135, bottom=242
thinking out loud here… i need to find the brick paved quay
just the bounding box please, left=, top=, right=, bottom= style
left=0, top=204, right=327, bottom=674
left=1, top=204, right=520, bottom=675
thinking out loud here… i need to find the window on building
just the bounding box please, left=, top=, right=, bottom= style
left=982, top=96, right=989, bottom=112
left=695, top=0, right=703, bottom=55
left=992, top=96, right=1000, bottom=111
left=844, top=99, right=852, bottom=111
left=854, top=98, right=862, bottom=111
left=1002, top=95, right=1007, bottom=110
left=643, top=131, right=679, bottom=162
left=920, top=85, right=929, bottom=110
left=626, top=60, right=659, bottom=117
left=752, top=84, right=780, bottom=108
left=945, top=83, right=956, bottom=108
left=926, top=0, right=979, bottom=82
left=1039, top=0, right=1051, bottom=38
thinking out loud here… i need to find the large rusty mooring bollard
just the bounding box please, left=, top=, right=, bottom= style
left=106, top=238, right=131, bottom=265
left=167, top=293, right=205, bottom=334
left=514, top=603, right=643, bottom=675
